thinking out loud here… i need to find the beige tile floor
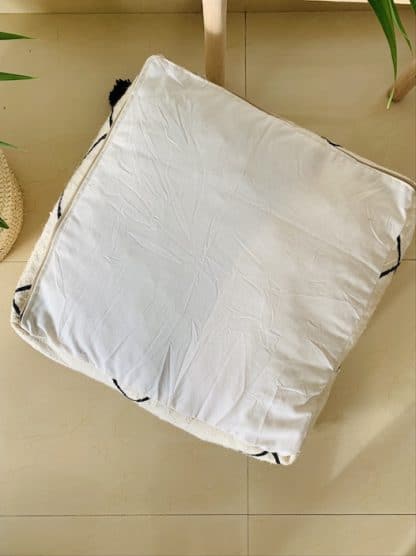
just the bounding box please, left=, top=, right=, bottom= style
left=0, top=9, right=415, bottom=556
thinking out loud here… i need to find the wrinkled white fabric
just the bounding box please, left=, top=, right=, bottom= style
left=11, top=55, right=415, bottom=464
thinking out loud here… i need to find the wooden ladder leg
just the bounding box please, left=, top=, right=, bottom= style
left=202, top=0, right=228, bottom=86
left=389, top=59, right=416, bottom=102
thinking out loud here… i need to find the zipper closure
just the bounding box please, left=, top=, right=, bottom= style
left=16, top=77, right=137, bottom=322
left=333, top=146, right=416, bottom=191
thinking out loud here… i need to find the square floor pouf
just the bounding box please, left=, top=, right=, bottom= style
left=11, top=55, right=415, bottom=466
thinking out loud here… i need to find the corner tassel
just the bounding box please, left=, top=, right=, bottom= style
left=108, top=78, right=131, bottom=126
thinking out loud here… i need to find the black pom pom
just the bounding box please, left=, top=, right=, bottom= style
left=108, top=78, right=132, bottom=109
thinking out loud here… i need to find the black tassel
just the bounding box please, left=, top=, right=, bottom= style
left=109, top=78, right=131, bottom=108
left=108, top=78, right=131, bottom=126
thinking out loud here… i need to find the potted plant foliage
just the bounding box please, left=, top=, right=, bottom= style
left=0, top=31, right=31, bottom=261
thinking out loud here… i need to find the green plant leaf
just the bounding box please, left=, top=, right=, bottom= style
left=0, top=31, right=30, bottom=40
left=368, top=0, right=398, bottom=107
left=368, top=0, right=398, bottom=76
left=410, top=0, right=416, bottom=12
left=389, top=0, right=413, bottom=52
left=0, top=71, right=33, bottom=81
left=0, top=140, right=17, bottom=148
left=0, top=216, right=9, bottom=229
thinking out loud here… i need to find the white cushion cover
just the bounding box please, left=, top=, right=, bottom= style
left=11, top=55, right=416, bottom=465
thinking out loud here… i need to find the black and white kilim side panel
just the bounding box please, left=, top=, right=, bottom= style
left=57, top=78, right=133, bottom=220
left=112, top=378, right=150, bottom=403
left=56, top=192, right=64, bottom=219
left=84, top=133, right=108, bottom=159
left=324, top=137, right=341, bottom=148
left=380, top=235, right=401, bottom=278
left=12, top=284, right=32, bottom=317
left=249, top=450, right=281, bottom=464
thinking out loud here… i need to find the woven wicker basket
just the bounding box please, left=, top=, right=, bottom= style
left=0, top=149, right=23, bottom=261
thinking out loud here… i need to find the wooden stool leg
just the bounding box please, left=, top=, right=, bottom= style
left=389, top=59, right=416, bottom=102
left=202, top=0, right=227, bottom=86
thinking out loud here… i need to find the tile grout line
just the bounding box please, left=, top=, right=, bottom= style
left=0, top=513, right=414, bottom=518
left=4, top=9, right=381, bottom=14
left=246, top=458, right=249, bottom=556
left=245, top=9, right=249, bottom=556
